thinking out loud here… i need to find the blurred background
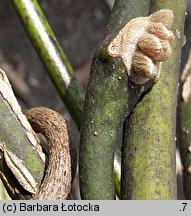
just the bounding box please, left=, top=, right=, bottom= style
left=0, top=0, right=113, bottom=110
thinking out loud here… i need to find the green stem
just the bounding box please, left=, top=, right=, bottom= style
left=0, top=179, right=11, bottom=200
left=79, top=0, right=151, bottom=199
left=0, top=96, right=44, bottom=199
left=11, top=0, right=85, bottom=129
left=121, top=0, right=186, bottom=199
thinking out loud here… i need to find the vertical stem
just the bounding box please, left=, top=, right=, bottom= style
left=121, top=0, right=186, bottom=199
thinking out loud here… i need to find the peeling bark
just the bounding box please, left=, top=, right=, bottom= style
left=0, top=68, right=45, bottom=199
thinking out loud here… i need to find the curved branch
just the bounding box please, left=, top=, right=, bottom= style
left=79, top=0, right=152, bottom=199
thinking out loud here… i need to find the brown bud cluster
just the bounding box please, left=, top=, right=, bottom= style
left=107, top=9, right=174, bottom=85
